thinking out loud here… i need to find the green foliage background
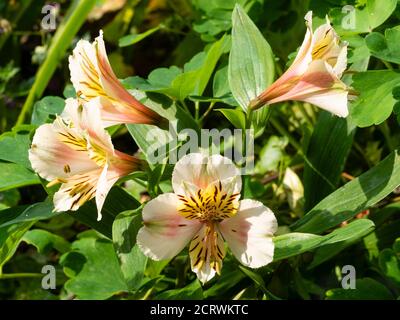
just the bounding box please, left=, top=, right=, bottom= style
left=0, top=0, right=400, bottom=300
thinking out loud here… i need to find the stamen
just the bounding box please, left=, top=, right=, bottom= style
left=177, top=180, right=239, bottom=222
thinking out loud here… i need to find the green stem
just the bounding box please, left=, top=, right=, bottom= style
left=297, top=103, right=314, bottom=126
left=269, top=117, right=302, bottom=152
left=379, top=121, right=396, bottom=151
left=382, top=60, right=394, bottom=70
left=199, top=102, right=216, bottom=122
left=194, top=101, right=200, bottom=121
left=0, top=273, right=43, bottom=279
left=16, top=0, right=97, bottom=126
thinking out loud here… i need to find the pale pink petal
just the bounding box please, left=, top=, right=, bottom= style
left=172, top=153, right=241, bottom=197
left=287, top=11, right=314, bottom=76
left=219, top=199, right=277, bottom=268
left=137, top=193, right=202, bottom=260
left=268, top=60, right=349, bottom=117
left=69, top=31, right=165, bottom=127
left=29, top=123, right=97, bottom=181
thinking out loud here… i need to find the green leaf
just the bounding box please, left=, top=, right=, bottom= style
left=0, top=189, right=20, bottom=210
left=379, top=248, right=400, bottom=286
left=325, top=278, right=393, bottom=300
left=155, top=280, right=204, bottom=300
left=0, top=222, right=34, bottom=273
left=255, top=135, right=288, bottom=174
left=330, top=0, right=397, bottom=35
left=251, top=106, right=271, bottom=137
left=0, top=125, right=35, bottom=168
left=31, top=96, right=65, bottom=125
left=304, top=111, right=355, bottom=210
left=228, top=4, right=275, bottom=111
left=170, top=35, right=229, bottom=101
left=61, top=237, right=128, bottom=300
left=126, top=95, right=198, bottom=166
left=0, top=162, right=40, bottom=191
left=72, top=187, right=141, bottom=239
left=217, top=108, right=246, bottom=129
left=308, top=220, right=374, bottom=269
left=274, top=219, right=375, bottom=261
left=112, top=209, right=147, bottom=291
left=0, top=187, right=139, bottom=238
left=350, top=70, right=400, bottom=127
left=238, top=265, right=280, bottom=300
left=366, top=26, right=400, bottom=64
left=0, top=201, right=56, bottom=228
left=122, top=67, right=182, bottom=95
left=22, top=229, right=71, bottom=254
left=118, top=26, right=160, bottom=47
left=292, top=149, right=400, bottom=233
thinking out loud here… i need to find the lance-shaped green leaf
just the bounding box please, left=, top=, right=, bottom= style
left=325, top=278, right=393, bottom=300
left=304, top=111, right=355, bottom=210
left=292, top=150, right=400, bottom=234
left=119, top=26, right=160, bottom=47
left=228, top=4, right=274, bottom=111
left=170, top=35, right=229, bottom=101
left=274, top=219, right=375, bottom=261
left=0, top=222, right=34, bottom=273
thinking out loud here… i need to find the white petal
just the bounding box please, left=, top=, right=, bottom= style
left=68, top=39, right=101, bottom=99
left=29, top=123, right=97, bottom=181
left=63, top=98, right=115, bottom=154
left=286, top=11, right=314, bottom=76
left=172, top=153, right=242, bottom=196
left=53, top=169, right=101, bottom=212
left=189, top=224, right=225, bottom=284
left=219, top=199, right=277, bottom=268
left=137, top=193, right=202, bottom=261
left=95, top=164, right=118, bottom=221
left=333, top=44, right=348, bottom=78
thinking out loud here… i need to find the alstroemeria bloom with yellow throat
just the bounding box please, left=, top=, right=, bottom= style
left=29, top=98, right=144, bottom=220
left=137, top=153, right=278, bottom=283
left=250, top=11, right=349, bottom=117
left=69, top=31, right=167, bottom=128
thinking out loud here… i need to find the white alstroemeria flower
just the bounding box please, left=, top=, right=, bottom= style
left=29, top=98, right=144, bottom=220
left=137, top=153, right=278, bottom=284
left=69, top=30, right=167, bottom=128
left=250, top=11, right=349, bottom=117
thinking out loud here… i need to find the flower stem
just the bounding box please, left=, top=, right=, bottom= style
left=199, top=102, right=216, bottom=123
left=297, top=102, right=314, bottom=126
left=0, top=273, right=43, bottom=279
left=194, top=101, right=200, bottom=121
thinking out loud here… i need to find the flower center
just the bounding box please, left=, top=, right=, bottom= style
left=177, top=181, right=240, bottom=222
